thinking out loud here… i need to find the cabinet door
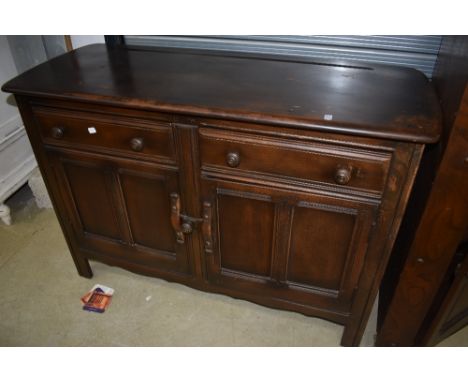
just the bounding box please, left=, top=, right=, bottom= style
left=201, top=179, right=377, bottom=314
left=47, top=148, right=191, bottom=275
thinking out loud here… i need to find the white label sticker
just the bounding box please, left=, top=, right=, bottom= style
left=324, top=114, right=333, bottom=121
left=88, top=127, right=97, bottom=134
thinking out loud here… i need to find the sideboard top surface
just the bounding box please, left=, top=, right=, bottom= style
left=2, top=43, right=441, bottom=143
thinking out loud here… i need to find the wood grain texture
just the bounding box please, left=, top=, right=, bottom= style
left=421, top=245, right=468, bottom=345
left=33, top=105, right=176, bottom=164
left=201, top=175, right=380, bottom=328
left=2, top=44, right=441, bottom=143
left=199, top=127, right=391, bottom=196
left=2, top=46, right=442, bottom=346
left=288, top=205, right=356, bottom=291
left=376, top=88, right=468, bottom=346
left=47, top=147, right=191, bottom=274
left=172, top=123, right=206, bottom=280
left=341, top=142, right=424, bottom=345
left=13, top=96, right=93, bottom=278
left=376, top=36, right=468, bottom=346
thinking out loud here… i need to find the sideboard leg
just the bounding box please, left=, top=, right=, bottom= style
left=0, top=203, right=12, bottom=225
left=74, top=256, right=93, bottom=278
left=341, top=311, right=376, bottom=346
left=340, top=324, right=357, bottom=346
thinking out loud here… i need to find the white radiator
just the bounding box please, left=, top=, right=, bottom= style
left=0, top=114, right=37, bottom=224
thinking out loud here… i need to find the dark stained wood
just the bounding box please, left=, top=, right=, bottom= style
left=377, top=142, right=441, bottom=330
left=434, top=37, right=468, bottom=148
left=2, top=44, right=440, bottom=144
left=59, top=157, right=122, bottom=241
left=199, top=127, right=391, bottom=197
left=421, top=244, right=468, bottom=345
left=341, top=142, right=425, bottom=345
left=47, top=146, right=191, bottom=275
left=201, top=176, right=380, bottom=324
left=376, top=36, right=468, bottom=346
left=14, top=96, right=93, bottom=278
left=1, top=45, right=442, bottom=346
left=288, top=205, right=356, bottom=291
left=33, top=105, right=176, bottom=164
left=119, top=169, right=176, bottom=253
left=217, top=192, right=275, bottom=277
left=170, top=192, right=185, bottom=244
left=104, top=35, right=125, bottom=47
left=376, top=89, right=468, bottom=345
left=172, top=123, right=206, bottom=280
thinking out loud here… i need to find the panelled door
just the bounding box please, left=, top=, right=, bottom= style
left=46, top=147, right=192, bottom=276
left=201, top=178, right=378, bottom=313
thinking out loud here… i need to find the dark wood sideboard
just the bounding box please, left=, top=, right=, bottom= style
left=2, top=44, right=441, bottom=346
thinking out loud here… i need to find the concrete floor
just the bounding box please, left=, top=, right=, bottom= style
left=1, top=185, right=467, bottom=346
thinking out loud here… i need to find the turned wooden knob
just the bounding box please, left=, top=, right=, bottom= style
left=226, top=151, right=240, bottom=168
left=181, top=222, right=193, bottom=234
left=51, top=126, right=64, bottom=139
left=334, top=167, right=352, bottom=185
left=130, top=137, right=144, bottom=152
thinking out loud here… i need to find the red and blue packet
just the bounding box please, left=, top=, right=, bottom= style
left=81, top=284, right=114, bottom=313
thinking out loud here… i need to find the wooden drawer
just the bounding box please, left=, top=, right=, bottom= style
left=199, top=127, right=392, bottom=195
left=32, top=107, right=175, bottom=162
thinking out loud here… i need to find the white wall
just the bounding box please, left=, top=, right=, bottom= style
left=70, top=35, right=105, bottom=49
left=0, top=35, right=20, bottom=137
left=0, top=36, right=37, bottom=212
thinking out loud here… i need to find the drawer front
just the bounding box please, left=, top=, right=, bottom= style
left=200, top=128, right=391, bottom=195
left=33, top=107, right=175, bottom=162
